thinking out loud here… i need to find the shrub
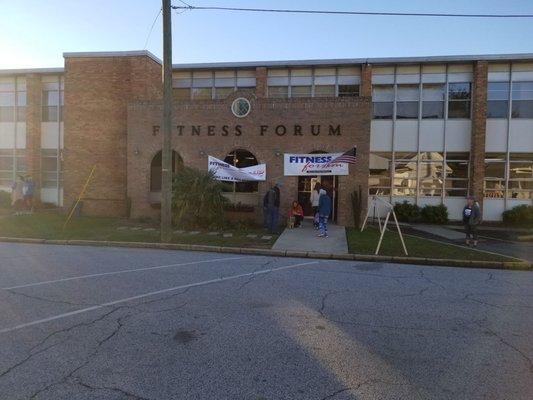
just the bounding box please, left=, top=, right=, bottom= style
left=502, top=205, right=533, bottom=228
left=393, top=201, right=421, bottom=223
left=172, top=167, right=228, bottom=229
left=420, top=204, right=449, bottom=224
left=0, top=190, right=11, bottom=208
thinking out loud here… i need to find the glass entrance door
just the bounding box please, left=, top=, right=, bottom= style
left=297, top=175, right=338, bottom=221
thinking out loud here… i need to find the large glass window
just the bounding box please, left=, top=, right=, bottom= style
left=396, top=84, right=419, bottom=119
left=268, top=86, right=289, bottom=98
left=393, top=153, right=418, bottom=196
left=191, top=88, right=212, bottom=100
left=448, top=82, right=471, bottom=118
left=0, top=150, right=13, bottom=187
left=223, top=149, right=259, bottom=193
left=422, top=84, right=444, bottom=119
left=290, top=86, right=312, bottom=98
left=42, top=79, right=63, bottom=122
left=41, top=149, right=62, bottom=189
left=372, top=85, right=394, bottom=119
left=0, top=86, right=15, bottom=122
left=369, top=152, right=391, bottom=195
left=214, top=87, right=234, bottom=100
left=445, top=153, right=469, bottom=197
left=508, top=153, right=532, bottom=199
left=511, top=82, right=533, bottom=118
left=487, top=82, right=509, bottom=118
left=314, top=85, right=335, bottom=97
left=418, top=152, right=444, bottom=196
left=338, top=84, right=359, bottom=97
left=484, top=153, right=506, bottom=198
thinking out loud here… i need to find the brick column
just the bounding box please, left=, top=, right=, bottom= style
left=25, top=74, right=41, bottom=187
left=255, top=67, right=267, bottom=98
left=470, top=61, right=488, bottom=208
left=360, top=63, right=372, bottom=97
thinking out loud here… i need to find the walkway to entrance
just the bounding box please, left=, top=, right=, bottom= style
left=272, top=221, right=348, bottom=254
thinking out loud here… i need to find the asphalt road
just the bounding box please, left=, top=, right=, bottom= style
left=0, top=243, right=531, bottom=400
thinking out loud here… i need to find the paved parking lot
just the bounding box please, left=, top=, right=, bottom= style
left=0, top=242, right=532, bottom=400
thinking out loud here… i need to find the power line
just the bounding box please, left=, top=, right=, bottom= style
left=171, top=5, right=533, bottom=19
left=143, top=7, right=162, bottom=49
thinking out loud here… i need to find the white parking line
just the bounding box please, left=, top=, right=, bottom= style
left=0, top=260, right=319, bottom=334
left=0, top=256, right=249, bottom=290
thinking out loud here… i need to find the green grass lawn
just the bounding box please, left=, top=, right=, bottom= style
left=0, top=212, right=277, bottom=248
left=346, top=227, right=518, bottom=262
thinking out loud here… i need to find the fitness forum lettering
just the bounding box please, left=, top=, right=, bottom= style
left=152, top=124, right=342, bottom=137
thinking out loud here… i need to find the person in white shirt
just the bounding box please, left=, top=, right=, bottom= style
left=310, top=183, right=321, bottom=229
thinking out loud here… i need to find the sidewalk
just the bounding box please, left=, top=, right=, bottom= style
left=272, top=221, right=348, bottom=254
left=409, top=224, right=533, bottom=263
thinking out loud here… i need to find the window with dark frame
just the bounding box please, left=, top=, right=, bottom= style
left=223, top=149, right=259, bottom=193
left=372, top=85, right=394, bottom=119
left=487, top=82, right=509, bottom=118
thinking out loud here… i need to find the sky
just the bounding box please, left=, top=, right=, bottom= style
left=1, top=0, right=533, bottom=69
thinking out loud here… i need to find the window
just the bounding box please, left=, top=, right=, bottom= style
left=0, top=91, right=14, bottom=122
left=418, top=152, right=444, bottom=196
left=511, top=82, right=533, bottom=118
left=223, top=149, right=259, bottom=193
left=396, top=84, right=419, bottom=119
left=422, top=84, right=444, bottom=118
left=268, top=86, right=289, bottom=98
left=41, top=149, right=62, bottom=188
left=369, top=152, right=391, bottom=195
left=42, top=79, right=63, bottom=122
left=445, top=153, right=469, bottom=197
left=448, top=82, right=471, bottom=118
left=484, top=153, right=506, bottom=198
left=173, top=88, right=190, bottom=100
left=487, top=82, right=509, bottom=118
left=214, top=87, right=234, bottom=100
left=290, top=86, right=312, bottom=98
left=191, top=88, right=212, bottom=100
left=393, top=153, right=418, bottom=196
left=0, top=150, right=13, bottom=187
left=508, top=153, right=532, bottom=199
left=372, top=85, right=393, bottom=119
left=150, top=150, right=183, bottom=192
left=338, top=85, right=359, bottom=97
left=314, top=85, right=335, bottom=97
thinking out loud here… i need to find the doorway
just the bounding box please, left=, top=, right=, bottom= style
left=297, top=175, right=339, bottom=222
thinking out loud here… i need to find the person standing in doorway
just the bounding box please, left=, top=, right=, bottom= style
left=310, top=182, right=321, bottom=229
left=265, top=181, right=281, bottom=234
left=317, top=188, right=331, bottom=238
left=463, top=196, right=481, bottom=247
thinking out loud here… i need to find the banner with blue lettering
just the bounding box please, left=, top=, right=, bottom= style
left=283, top=153, right=349, bottom=176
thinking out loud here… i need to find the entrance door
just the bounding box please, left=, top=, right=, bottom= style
left=297, top=175, right=338, bottom=221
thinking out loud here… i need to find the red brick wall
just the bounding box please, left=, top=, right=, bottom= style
left=25, top=74, right=41, bottom=185
left=127, top=93, right=371, bottom=226
left=470, top=61, right=488, bottom=208
left=63, top=55, right=161, bottom=216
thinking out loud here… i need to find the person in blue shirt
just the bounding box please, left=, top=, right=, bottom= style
left=317, top=188, right=332, bottom=238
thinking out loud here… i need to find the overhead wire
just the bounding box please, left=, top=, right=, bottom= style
left=170, top=5, right=533, bottom=19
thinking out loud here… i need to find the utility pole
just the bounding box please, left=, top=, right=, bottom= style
left=161, top=0, right=173, bottom=242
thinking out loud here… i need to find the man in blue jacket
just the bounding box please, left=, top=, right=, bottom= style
left=317, top=188, right=332, bottom=238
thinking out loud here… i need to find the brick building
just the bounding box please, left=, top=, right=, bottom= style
left=0, top=50, right=532, bottom=225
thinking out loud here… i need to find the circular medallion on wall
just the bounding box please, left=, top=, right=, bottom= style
left=231, top=97, right=251, bottom=118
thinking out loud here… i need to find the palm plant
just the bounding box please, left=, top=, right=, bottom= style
left=171, top=167, right=228, bottom=229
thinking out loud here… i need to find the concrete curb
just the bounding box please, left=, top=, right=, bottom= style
left=0, top=236, right=530, bottom=271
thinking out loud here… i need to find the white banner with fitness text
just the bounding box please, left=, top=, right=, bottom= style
left=208, top=156, right=266, bottom=182
left=283, top=153, right=349, bottom=176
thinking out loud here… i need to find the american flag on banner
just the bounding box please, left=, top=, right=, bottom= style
left=331, top=147, right=357, bottom=164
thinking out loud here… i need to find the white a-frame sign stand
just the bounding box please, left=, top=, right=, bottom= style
left=360, top=196, right=408, bottom=256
